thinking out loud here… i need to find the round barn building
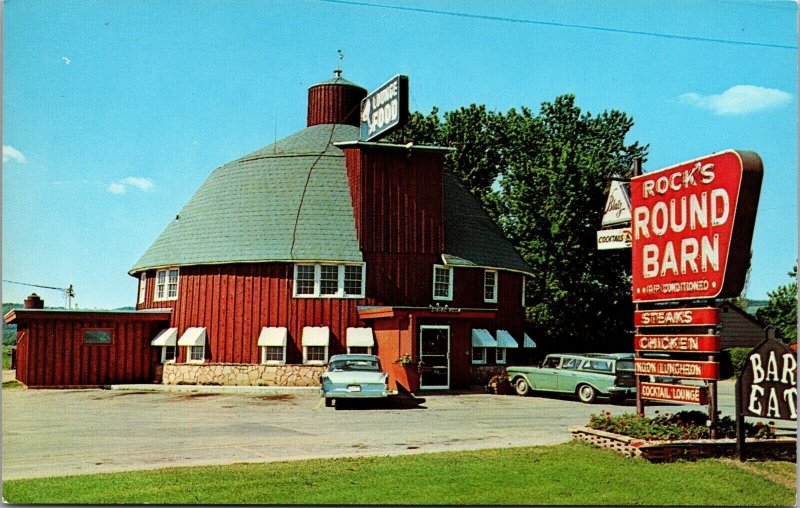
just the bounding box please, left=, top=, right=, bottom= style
left=9, top=73, right=535, bottom=391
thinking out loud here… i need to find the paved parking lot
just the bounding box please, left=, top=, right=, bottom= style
left=2, top=381, right=737, bottom=480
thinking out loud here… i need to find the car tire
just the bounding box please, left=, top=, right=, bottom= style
left=514, top=377, right=530, bottom=396
left=577, top=384, right=597, bottom=404
left=325, top=397, right=333, bottom=408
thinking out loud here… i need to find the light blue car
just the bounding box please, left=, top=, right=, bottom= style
left=319, top=354, right=394, bottom=407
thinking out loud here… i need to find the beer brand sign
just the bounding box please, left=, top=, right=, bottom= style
left=631, top=150, right=763, bottom=302
left=640, top=382, right=709, bottom=405
left=634, top=307, right=719, bottom=327
left=360, top=75, right=409, bottom=142
left=597, top=227, right=631, bottom=250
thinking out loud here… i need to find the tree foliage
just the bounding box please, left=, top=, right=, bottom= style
left=756, top=266, right=798, bottom=343
left=390, top=95, right=648, bottom=347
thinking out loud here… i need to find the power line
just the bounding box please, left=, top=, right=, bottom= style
left=2, top=279, right=67, bottom=292
left=320, top=0, right=797, bottom=50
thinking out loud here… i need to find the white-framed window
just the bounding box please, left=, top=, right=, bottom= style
left=154, top=267, right=179, bottom=301
left=304, top=345, right=328, bottom=364
left=293, top=263, right=365, bottom=298
left=189, top=345, right=205, bottom=363
left=496, top=348, right=507, bottom=365
left=472, top=347, right=487, bottom=365
left=138, top=273, right=147, bottom=304
left=484, top=270, right=498, bottom=303
left=161, top=345, right=176, bottom=363
left=432, top=265, right=453, bottom=301
left=261, top=346, right=286, bottom=365
left=348, top=346, right=372, bottom=355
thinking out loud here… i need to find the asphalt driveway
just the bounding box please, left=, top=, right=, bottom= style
left=2, top=381, right=736, bottom=480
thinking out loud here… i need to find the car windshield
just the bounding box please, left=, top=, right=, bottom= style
left=329, top=359, right=380, bottom=372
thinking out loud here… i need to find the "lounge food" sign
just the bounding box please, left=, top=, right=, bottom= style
left=630, top=150, right=762, bottom=302
left=360, top=75, right=409, bottom=142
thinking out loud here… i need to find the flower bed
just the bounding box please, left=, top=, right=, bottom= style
left=571, top=410, right=796, bottom=463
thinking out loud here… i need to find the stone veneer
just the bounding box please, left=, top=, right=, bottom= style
left=471, top=365, right=507, bottom=385
left=161, top=363, right=325, bottom=386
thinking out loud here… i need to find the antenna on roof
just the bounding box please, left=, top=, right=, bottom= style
left=335, top=49, right=344, bottom=77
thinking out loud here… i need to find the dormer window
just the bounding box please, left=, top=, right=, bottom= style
left=484, top=270, right=498, bottom=303
left=433, top=265, right=453, bottom=301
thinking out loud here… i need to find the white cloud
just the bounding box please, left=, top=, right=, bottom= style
left=121, top=176, right=154, bottom=192
left=679, top=85, right=792, bottom=116
left=107, top=176, right=155, bottom=195
left=3, top=145, right=27, bottom=163
left=107, top=182, right=127, bottom=194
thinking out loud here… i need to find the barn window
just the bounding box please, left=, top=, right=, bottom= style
left=177, top=327, right=206, bottom=364
left=495, top=330, right=518, bottom=365
left=346, top=327, right=374, bottom=355
left=154, top=267, right=179, bottom=301
left=258, top=327, right=287, bottom=365
left=471, top=329, right=497, bottom=365
left=432, top=265, right=453, bottom=301
left=138, top=273, right=147, bottom=304
left=162, top=346, right=177, bottom=363
left=302, top=326, right=329, bottom=365
left=84, top=329, right=112, bottom=344
left=484, top=270, right=498, bottom=303
left=293, top=264, right=365, bottom=298
left=495, top=347, right=507, bottom=364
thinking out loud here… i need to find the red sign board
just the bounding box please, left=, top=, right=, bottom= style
left=631, top=150, right=762, bottom=302
left=635, top=334, right=720, bottom=353
left=640, top=382, right=709, bottom=405
left=635, top=358, right=719, bottom=380
left=634, top=307, right=719, bottom=327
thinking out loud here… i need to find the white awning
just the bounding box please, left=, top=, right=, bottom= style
left=177, top=327, right=207, bottom=346
left=258, top=327, right=287, bottom=347
left=524, top=333, right=537, bottom=348
left=151, top=328, right=178, bottom=347
left=472, top=328, right=498, bottom=348
left=496, top=330, right=519, bottom=348
left=346, top=327, right=374, bottom=347
left=302, top=326, right=330, bottom=346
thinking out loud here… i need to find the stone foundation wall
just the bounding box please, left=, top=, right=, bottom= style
left=161, top=363, right=325, bottom=386
left=471, top=365, right=507, bottom=385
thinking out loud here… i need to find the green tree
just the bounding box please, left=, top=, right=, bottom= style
left=391, top=95, right=648, bottom=348
left=756, top=266, right=797, bottom=343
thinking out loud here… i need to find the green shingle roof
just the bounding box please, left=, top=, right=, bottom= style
left=130, top=123, right=532, bottom=276
left=129, top=124, right=363, bottom=273
left=442, top=172, right=533, bottom=274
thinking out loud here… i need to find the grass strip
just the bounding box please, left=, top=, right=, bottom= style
left=2, top=441, right=795, bottom=505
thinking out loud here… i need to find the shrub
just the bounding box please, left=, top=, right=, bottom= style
left=587, top=410, right=775, bottom=441
left=727, top=348, right=752, bottom=378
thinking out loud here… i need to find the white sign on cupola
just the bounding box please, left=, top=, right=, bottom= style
left=601, top=180, right=632, bottom=227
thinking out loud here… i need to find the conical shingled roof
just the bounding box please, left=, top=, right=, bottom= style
left=130, top=123, right=362, bottom=273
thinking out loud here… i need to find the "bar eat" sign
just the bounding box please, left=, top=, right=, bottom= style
left=631, top=150, right=762, bottom=302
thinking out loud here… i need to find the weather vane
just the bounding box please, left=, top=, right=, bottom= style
left=335, top=49, right=344, bottom=77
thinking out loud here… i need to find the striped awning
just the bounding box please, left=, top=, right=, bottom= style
left=151, top=328, right=178, bottom=347
left=496, top=330, right=519, bottom=348
left=258, top=327, right=287, bottom=347
left=302, top=326, right=330, bottom=346
left=472, top=329, right=498, bottom=348
left=346, top=327, right=374, bottom=347
left=524, top=333, right=537, bottom=348
left=177, top=327, right=206, bottom=346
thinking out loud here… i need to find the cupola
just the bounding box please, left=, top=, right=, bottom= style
left=306, top=70, right=367, bottom=127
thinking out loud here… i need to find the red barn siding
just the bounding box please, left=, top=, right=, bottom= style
left=8, top=311, right=170, bottom=387
left=307, top=83, right=365, bottom=127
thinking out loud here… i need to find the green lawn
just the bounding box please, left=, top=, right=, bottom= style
left=2, top=345, right=12, bottom=370
left=2, top=442, right=795, bottom=505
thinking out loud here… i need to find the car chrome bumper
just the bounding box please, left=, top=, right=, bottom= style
left=608, top=386, right=637, bottom=395
left=320, top=388, right=395, bottom=398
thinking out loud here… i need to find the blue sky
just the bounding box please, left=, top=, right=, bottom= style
left=3, top=0, right=797, bottom=309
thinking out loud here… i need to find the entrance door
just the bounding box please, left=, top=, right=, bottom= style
left=419, top=326, right=450, bottom=389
